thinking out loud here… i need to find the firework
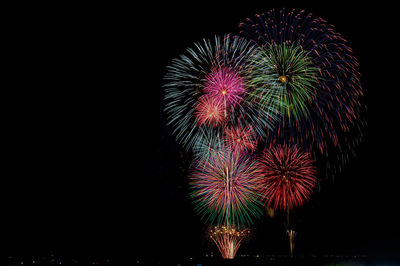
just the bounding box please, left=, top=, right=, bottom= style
left=223, top=125, right=257, bottom=154
left=287, top=229, right=296, bottom=258
left=240, top=9, right=366, bottom=175
left=164, top=35, right=278, bottom=151
left=256, top=145, right=317, bottom=211
left=203, top=67, right=246, bottom=113
left=191, top=127, right=225, bottom=162
left=248, top=43, right=320, bottom=120
left=194, top=95, right=226, bottom=127
left=209, top=225, right=250, bottom=259
left=189, top=145, right=263, bottom=226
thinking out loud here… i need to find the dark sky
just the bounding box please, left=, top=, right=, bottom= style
left=2, top=1, right=399, bottom=262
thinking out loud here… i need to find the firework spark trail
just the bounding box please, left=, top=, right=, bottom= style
left=287, top=229, right=296, bottom=258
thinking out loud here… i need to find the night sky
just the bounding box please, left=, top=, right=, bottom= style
left=2, top=2, right=399, bottom=263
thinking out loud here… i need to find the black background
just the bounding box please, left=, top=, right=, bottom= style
left=2, top=1, right=399, bottom=263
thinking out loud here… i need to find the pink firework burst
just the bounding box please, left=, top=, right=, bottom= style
left=224, top=126, right=257, bottom=154
left=256, top=145, right=317, bottom=211
left=203, top=67, right=246, bottom=112
left=194, top=95, right=225, bottom=127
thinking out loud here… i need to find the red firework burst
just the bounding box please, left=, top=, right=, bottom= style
left=194, top=95, right=225, bottom=126
left=256, top=145, right=317, bottom=211
left=224, top=125, right=257, bottom=154
left=203, top=67, right=245, bottom=110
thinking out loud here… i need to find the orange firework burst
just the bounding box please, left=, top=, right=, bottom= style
left=209, top=225, right=250, bottom=259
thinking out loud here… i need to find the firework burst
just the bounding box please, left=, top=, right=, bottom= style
left=240, top=9, right=366, bottom=176
left=204, top=67, right=246, bottom=113
left=256, top=145, right=317, bottom=211
left=194, top=95, right=226, bottom=127
left=189, top=145, right=263, bottom=226
left=223, top=125, right=257, bottom=154
left=248, top=43, right=320, bottom=120
left=164, top=35, right=279, bottom=151
left=287, top=229, right=297, bottom=258
left=209, top=225, right=250, bottom=259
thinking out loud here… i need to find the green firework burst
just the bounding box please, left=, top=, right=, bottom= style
left=248, top=43, right=321, bottom=121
